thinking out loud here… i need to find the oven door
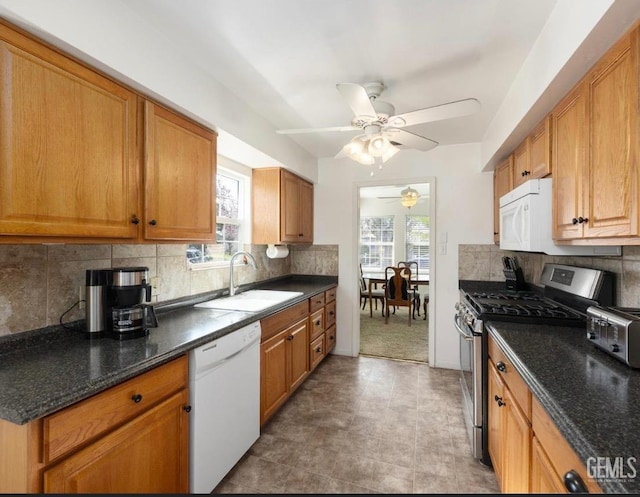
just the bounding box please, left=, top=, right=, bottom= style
left=455, top=312, right=483, bottom=460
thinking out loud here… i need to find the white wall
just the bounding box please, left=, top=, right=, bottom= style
left=315, top=143, right=493, bottom=370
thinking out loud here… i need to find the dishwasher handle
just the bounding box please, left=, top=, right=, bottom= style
left=194, top=335, right=260, bottom=379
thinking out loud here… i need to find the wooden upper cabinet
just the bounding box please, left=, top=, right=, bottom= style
left=553, top=26, right=639, bottom=241
left=513, top=115, right=551, bottom=189
left=252, top=167, right=313, bottom=244
left=512, top=138, right=531, bottom=188
left=583, top=28, right=638, bottom=238
left=552, top=83, right=587, bottom=240
left=493, top=155, right=514, bottom=244
left=144, top=101, right=217, bottom=241
left=529, top=115, right=552, bottom=179
left=0, top=24, right=139, bottom=239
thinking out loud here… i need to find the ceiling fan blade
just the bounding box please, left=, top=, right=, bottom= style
left=387, top=129, right=438, bottom=151
left=277, top=125, right=358, bottom=135
left=388, top=98, right=480, bottom=128
left=336, top=83, right=377, bottom=118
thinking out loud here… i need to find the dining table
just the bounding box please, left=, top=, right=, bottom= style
left=364, top=273, right=430, bottom=319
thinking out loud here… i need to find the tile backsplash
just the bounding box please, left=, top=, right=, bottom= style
left=459, top=244, right=640, bottom=307
left=0, top=243, right=338, bottom=337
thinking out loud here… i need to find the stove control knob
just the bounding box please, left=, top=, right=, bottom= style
left=610, top=343, right=620, bottom=353
left=587, top=331, right=596, bottom=340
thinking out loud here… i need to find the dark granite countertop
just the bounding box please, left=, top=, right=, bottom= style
left=487, top=322, right=640, bottom=494
left=0, top=275, right=337, bottom=425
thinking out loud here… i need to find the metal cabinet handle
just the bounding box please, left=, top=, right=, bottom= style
left=183, top=405, right=192, bottom=413
left=578, top=216, right=589, bottom=224
left=287, top=335, right=294, bottom=341
left=315, top=346, right=322, bottom=353
left=131, top=216, right=140, bottom=225
left=572, top=218, right=579, bottom=225
left=149, top=219, right=157, bottom=226
left=494, top=394, right=505, bottom=407
left=563, top=470, right=588, bottom=493
left=496, top=361, right=507, bottom=373
left=131, top=394, right=143, bottom=403
left=315, top=320, right=321, bottom=326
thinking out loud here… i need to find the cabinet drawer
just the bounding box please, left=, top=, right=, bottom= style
left=488, top=336, right=531, bottom=420
left=326, top=324, right=336, bottom=353
left=325, top=287, right=336, bottom=303
left=309, top=293, right=325, bottom=313
left=325, top=301, right=336, bottom=327
left=42, top=355, right=188, bottom=463
left=309, top=309, right=324, bottom=340
left=310, top=334, right=325, bottom=371
left=261, top=300, right=309, bottom=342
left=532, top=396, right=602, bottom=494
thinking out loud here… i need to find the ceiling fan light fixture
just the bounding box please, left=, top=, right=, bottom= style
left=344, top=135, right=376, bottom=165
left=400, top=186, right=420, bottom=208
left=367, top=134, right=390, bottom=157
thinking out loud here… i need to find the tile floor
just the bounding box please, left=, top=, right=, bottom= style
left=213, top=354, right=499, bottom=494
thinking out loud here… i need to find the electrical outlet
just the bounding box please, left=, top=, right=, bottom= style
left=150, top=276, right=160, bottom=297
left=78, top=285, right=86, bottom=310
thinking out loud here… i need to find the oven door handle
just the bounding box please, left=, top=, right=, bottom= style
left=454, top=314, right=474, bottom=341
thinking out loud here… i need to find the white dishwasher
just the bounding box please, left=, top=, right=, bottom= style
left=189, top=321, right=261, bottom=493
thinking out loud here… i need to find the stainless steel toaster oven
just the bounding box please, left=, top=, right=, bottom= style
left=586, top=306, right=640, bottom=368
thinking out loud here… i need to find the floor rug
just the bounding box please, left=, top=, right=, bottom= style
left=359, top=305, right=428, bottom=363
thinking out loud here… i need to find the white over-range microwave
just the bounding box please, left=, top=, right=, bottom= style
left=499, top=178, right=621, bottom=256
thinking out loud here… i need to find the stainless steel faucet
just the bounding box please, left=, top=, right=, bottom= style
left=229, top=251, right=257, bottom=296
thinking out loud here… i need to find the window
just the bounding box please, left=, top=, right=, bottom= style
left=360, top=216, right=394, bottom=272
left=187, top=169, right=248, bottom=267
left=405, top=215, right=430, bottom=274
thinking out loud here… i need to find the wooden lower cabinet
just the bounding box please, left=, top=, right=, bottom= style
left=44, top=390, right=188, bottom=493
left=260, top=318, right=309, bottom=425
left=531, top=436, right=567, bottom=493
left=488, top=360, right=531, bottom=493
left=489, top=335, right=602, bottom=494
left=0, top=355, right=190, bottom=494
left=260, top=286, right=337, bottom=425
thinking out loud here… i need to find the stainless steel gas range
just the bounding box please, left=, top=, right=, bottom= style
left=455, top=263, right=614, bottom=466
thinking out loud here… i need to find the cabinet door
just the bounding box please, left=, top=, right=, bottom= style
left=260, top=330, right=288, bottom=425
left=531, top=437, right=566, bottom=493
left=501, top=387, right=531, bottom=493
left=298, top=178, right=314, bottom=242
left=529, top=115, right=552, bottom=179
left=280, top=169, right=302, bottom=242
left=583, top=30, right=638, bottom=238
left=43, top=389, right=189, bottom=493
left=552, top=83, right=587, bottom=240
left=288, top=318, right=310, bottom=392
left=487, top=361, right=504, bottom=482
left=144, top=101, right=217, bottom=241
left=493, top=155, right=514, bottom=243
left=0, top=33, right=139, bottom=239
left=513, top=138, right=531, bottom=188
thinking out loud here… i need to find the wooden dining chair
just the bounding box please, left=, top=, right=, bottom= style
left=359, top=264, right=385, bottom=316
left=384, top=266, right=413, bottom=326
left=398, top=261, right=421, bottom=319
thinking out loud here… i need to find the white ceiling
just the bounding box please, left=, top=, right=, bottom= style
left=126, top=0, right=558, bottom=162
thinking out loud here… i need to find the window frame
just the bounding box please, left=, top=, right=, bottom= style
left=187, top=167, right=250, bottom=270
left=405, top=214, right=430, bottom=275
left=359, top=215, right=395, bottom=273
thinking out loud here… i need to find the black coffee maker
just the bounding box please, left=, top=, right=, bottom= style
left=85, top=267, right=158, bottom=339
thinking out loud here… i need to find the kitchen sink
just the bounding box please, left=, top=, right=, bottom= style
left=194, top=290, right=304, bottom=312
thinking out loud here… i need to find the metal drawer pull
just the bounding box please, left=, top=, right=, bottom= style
left=496, top=361, right=507, bottom=373
left=131, top=394, right=143, bottom=403
left=315, top=346, right=322, bottom=353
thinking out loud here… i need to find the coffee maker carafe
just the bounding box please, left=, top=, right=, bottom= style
left=85, top=267, right=158, bottom=339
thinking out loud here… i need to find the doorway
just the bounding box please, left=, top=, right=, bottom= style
left=356, top=180, right=433, bottom=363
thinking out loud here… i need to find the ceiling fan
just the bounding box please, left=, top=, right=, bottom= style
left=377, top=186, right=423, bottom=208
left=276, top=82, right=480, bottom=165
